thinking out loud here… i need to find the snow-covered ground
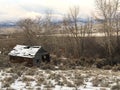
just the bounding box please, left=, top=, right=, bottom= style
left=0, top=67, right=120, bottom=90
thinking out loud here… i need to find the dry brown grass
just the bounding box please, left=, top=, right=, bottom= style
left=22, top=76, right=35, bottom=82
left=1, top=76, right=15, bottom=88
left=111, top=84, right=120, bottom=90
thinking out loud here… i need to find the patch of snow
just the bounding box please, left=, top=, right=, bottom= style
left=0, top=68, right=119, bottom=90
left=85, top=82, right=93, bottom=88
left=11, top=81, right=26, bottom=89
left=30, top=81, right=37, bottom=87
left=55, top=66, right=59, bottom=69
left=0, top=82, right=1, bottom=88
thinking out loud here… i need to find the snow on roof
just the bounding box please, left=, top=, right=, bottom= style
left=8, top=45, right=41, bottom=58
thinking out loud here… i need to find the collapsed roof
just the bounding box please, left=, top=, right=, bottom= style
left=8, top=45, right=41, bottom=58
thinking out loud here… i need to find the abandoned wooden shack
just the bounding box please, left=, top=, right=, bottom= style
left=8, top=45, right=50, bottom=66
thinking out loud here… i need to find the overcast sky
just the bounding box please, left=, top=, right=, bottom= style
left=0, top=0, right=95, bottom=21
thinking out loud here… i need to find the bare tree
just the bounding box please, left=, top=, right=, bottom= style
left=17, top=18, right=38, bottom=45
left=114, top=13, right=120, bottom=53
left=63, top=7, right=93, bottom=57
left=63, top=6, right=81, bottom=57
left=42, top=10, right=56, bottom=34
left=95, top=0, right=120, bottom=59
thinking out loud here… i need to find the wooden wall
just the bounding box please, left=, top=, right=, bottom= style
left=9, top=56, right=33, bottom=66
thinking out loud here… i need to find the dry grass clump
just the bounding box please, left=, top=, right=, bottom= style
left=103, top=65, right=112, bottom=70
left=45, top=69, right=52, bottom=75
left=35, top=87, right=41, bottom=90
left=22, top=76, right=35, bottom=82
left=51, top=71, right=75, bottom=87
left=92, top=76, right=111, bottom=87
left=25, top=82, right=32, bottom=87
left=39, top=62, right=55, bottom=70
left=2, top=82, right=10, bottom=88
left=56, top=80, right=64, bottom=86
left=92, top=77, right=101, bottom=87
left=100, top=81, right=109, bottom=87
left=36, top=55, right=120, bottom=70
left=66, top=81, right=74, bottom=87
left=111, top=84, right=120, bottom=90
left=25, top=87, right=34, bottom=90
left=8, top=63, right=27, bottom=76
left=95, top=58, right=108, bottom=68
left=25, top=68, right=36, bottom=75
left=73, top=72, right=84, bottom=87
left=74, top=72, right=82, bottom=79
left=6, top=87, right=15, bottom=90
left=7, top=68, right=22, bottom=76
left=11, top=74, right=18, bottom=80
left=100, top=88, right=107, bottom=90
left=44, top=81, right=55, bottom=89
left=5, top=68, right=14, bottom=73
left=38, top=55, right=120, bottom=70
left=54, top=74, right=61, bottom=82
left=36, top=77, right=45, bottom=86
left=0, top=55, right=10, bottom=68
left=74, top=79, right=84, bottom=87
left=47, top=72, right=75, bottom=87
left=74, top=76, right=84, bottom=87
left=47, top=73, right=56, bottom=80
left=47, top=73, right=62, bottom=81
left=1, top=77, right=15, bottom=88
left=112, top=64, right=120, bottom=71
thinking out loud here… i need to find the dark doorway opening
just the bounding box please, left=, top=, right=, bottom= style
left=36, top=59, right=40, bottom=63
left=42, top=54, right=50, bottom=62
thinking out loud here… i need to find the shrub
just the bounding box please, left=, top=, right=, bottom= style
left=112, top=55, right=120, bottom=65
left=111, top=85, right=120, bottom=90
left=0, top=55, right=10, bottom=68
left=92, top=77, right=101, bottom=87
left=2, top=82, right=10, bottom=88
left=25, top=68, right=36, bottom=75
left=36, top=77, right=45, bottom=85
left=100, top=81, right=109, bottom=87
left=103, top=65, right=112, bottom=70
left=39, top=62, right=55, bottom=70
left=2, top=77, right=15, bottom=88
left=112, top=64, right=120, bottom=71
left=22, top=76, right=35, bottom=82
left=74, top=79, right=84, bottom=86
left=57, top=81, right=64, bottom=86
left=9, top=63, right=27, bottom=76
left=95, top=58, right=108, bottom=68
left=66, top=81, right=74, bottom=87
left=100, top=88, right=107, bottom=90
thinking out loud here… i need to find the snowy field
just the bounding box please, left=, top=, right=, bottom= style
left=0, top=66, right=120, bottom=90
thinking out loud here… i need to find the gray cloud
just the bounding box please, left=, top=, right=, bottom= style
left=0, top=0, right=95, bottom=21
